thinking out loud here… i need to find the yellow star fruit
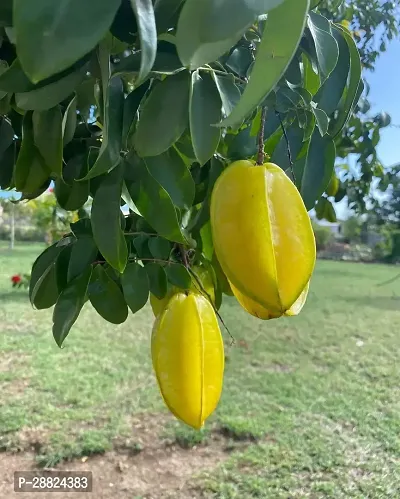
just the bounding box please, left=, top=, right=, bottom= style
left=151, top=293, right=224, bottom=429
left=210, top=160, right=316, bottom=316
left=230, top=281, right=310, bottom=320
left=150, top=266, right=215, bottom=316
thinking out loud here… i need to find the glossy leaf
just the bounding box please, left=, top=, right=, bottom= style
left=220, top=0, right=309, bottom=128
left=303, top=53, right=320, bottom=96
left=14, top=112, right=49, bottom=193
left=190, top=156, right=224, bottom=231
left=154, top=0, right=185, bottom=33
left=122, top=83, right=150, bottom=147
left=55, top=156, right=89, bottom=211
left=29, top=243, right=64, bottom=308
left=190, top=71, right=222, bottom=166
left=52, top=266, right=92, bottom=347
left=91, top=162, right=128, bottom=273
left=14, top=0, right=121, bottom=82
left=312, top=106, right=329, bottom=136
left=165, top=263, right=191, bottom=289
left=32, top=106, right=63, bottom=177
left=329, top=25, right=362, bottom=137
left=300, top=128, right=336, bottom=210
left=15, top=68, right=86, bottom=110
left=315, top=26, right=350, bottom=116
left=62, top=94, right=77, bottom=145
left=0, top=59, right=34, bottom=93
left=307, top=13, right=339, bottom=83
left=121, top=263, right=150, bottom=314
left=0, top=145, right=15, bottom=189
left=134, top=71, right=190, bottom=157
left=82, top=76, right=124, bottom=180
left=271, top=124, right=304, bottom=171
left=89, top=265, right=128, bottom=324
left=68, top=237, right=98, bottom=282
left=127, top=154, right=185, bottom=243
left=212, top=72, right=241, bottom=118
left=0, top=0, right=12, bottom=26
left=176, top=0, right=284, bottom=69
left=146, top=262, right=168, bottom=299
left=130, top=0, right=157, bottom=85
left=148, top=236, right=172, bottom=260
left=0, top=118, right=14, bottom=160
left=144, top=147, right=195, bottom=209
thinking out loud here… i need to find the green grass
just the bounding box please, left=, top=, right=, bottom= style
left=1, top=242, right=400, bottom=496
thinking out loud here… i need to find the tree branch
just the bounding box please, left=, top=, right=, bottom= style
left=256, top=106, right=268, bottom=165
left=275, top=110, right=296, bottom=185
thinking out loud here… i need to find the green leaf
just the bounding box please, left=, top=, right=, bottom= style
left=154, top=0, right=185, bottom=33
left=315, top=197, right=337, bottom=222
left=227, top=127, right=257, bottom=160
left=121, top=263, right=150, bottom=314
left=300, top=128, right=336, bottom=210
left=134, top=71, right=190, bottom=157
left=0, top=145, right=15, bottom=189
left=127, top=154, right=185, bottom=243
left=302, top=53, right=320, bottom=96
left=307, top=13, right=339, bottom=83
left=14, top=112, right=49, bottom=193
left=82, top=76, right=124, bottom=180
left=111, top=0, right=137, bottom=43
left=55, top=156, right=89, bottom=211
left=271, top=124, right=304, bottom=171
left=71, top=218, right=93, bottom=238
left=133, top=234, right=153, bottom=259
left=113, top=42, right=183, bottom=76
left=52, top=266, right=92, bottom=347
left=15, top=67, right=86, bottom=110
left=165, top=263, right=191, bottom=289
left=200, top=222, right=213, bottom=261
left=148, top=236, right=172, bottom=260
left=220, top=0, right=309, bottom=128
left=314, top=26, right=350, bottom=116
left=55, top=245, right=73, bottom=294
left=62, top=94, right=77, bottom=145
left=190, top=156, right=224, bottom=231
left=130, top=0, right=157, bottom=85
left=212, top=72, right=241, bottom=118
left=145, top=262, right=167, bottom=299
left=88, top=265, right=128, bottom=324
left=0, top=0, right=12, bottom=26
left=312, top=106, right=329, bottom=136
left=329, top=25, right=362, bottom=137
left=0, top=118, right=14, bottom=160
left=29, top=243, right=64, bottom=309
left=144, top=147, right=195, bottom=209
left=0, top=59, right=33, bottom=93
left=68, top=237, right=98, bottom=282
left=176, top=0, right=284, bottom=69
left=189, top=71, right=222, bottom=166
left=91, top=162, right=128, bottom=273
left=14, top=0, right=121, bottom=82
left=32, top=106, right=63, bottom=177
left=122, top=83, right=150, bottom=148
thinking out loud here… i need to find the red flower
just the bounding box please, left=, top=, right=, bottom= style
left=48, top=188, right=54, bottom=193
left=11, top=275, right=22, bottom=284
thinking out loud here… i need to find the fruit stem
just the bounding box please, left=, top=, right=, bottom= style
left=179, top=244, right=189, bottom=269
left=256, top=106, right=267, bottom=165
left=275, top=110, right=297, bottom=185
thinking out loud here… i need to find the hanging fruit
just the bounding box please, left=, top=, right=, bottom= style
left=150, top=266, right=216, bottom=316
left=211, top=160, right=316, bottom=316
left=151, top=292, right=224, bottom=429
left=230, top=281, right=310, bottom=320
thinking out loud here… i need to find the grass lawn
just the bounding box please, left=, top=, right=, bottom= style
left=1, top=242, right=400, bottom=497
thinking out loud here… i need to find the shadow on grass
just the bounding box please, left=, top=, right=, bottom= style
left=344, top=295, right=399, bottom=311
left=0, top=292, right=30, bottom=303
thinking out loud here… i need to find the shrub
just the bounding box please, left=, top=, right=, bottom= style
left=312, top=222, right=334, bottom=251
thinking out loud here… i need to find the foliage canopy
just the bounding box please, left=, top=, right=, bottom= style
left=0, top=0, right=396, bottom=344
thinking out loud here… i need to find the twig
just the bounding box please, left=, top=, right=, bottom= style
left=188, top=268, right=236, bottom=346
left=179, top=244, right=189, bottom=269
left=275, top=110, right=296, bottom=184
left=256, top=107, right=268, bottom=165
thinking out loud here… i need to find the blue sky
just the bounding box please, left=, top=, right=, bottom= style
left=366, top=38, right=400, bottom=168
